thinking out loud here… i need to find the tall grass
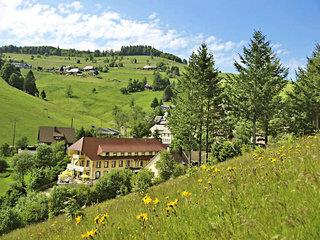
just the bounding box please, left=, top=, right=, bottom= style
left=2, top=135, right=320, bottom=239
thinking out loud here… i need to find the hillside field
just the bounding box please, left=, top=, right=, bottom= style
left=0, top=53, right=185, bottom=145
left=1, top=135, right=320, bottom=239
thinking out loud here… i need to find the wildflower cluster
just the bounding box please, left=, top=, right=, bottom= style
left=80, top=211, right=109, bottom=239
left=81, top=228, right=98, bottom=239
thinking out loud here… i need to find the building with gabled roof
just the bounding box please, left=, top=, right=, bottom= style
left=38, top=126, right=76, bottom=145
left=66, top=137, right=165, bottom=180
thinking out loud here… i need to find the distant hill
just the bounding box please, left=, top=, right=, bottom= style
left=0, top=54, right=184, bottom=145
left=0, top=45, right=186, bottom=63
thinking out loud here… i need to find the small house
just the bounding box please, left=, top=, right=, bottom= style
left=38, top=126, right=76, bottom=146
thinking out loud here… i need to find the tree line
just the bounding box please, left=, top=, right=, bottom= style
left=0, top=62, right=38, bottom=96
left=0, top=45, right=185, bottom=64
left=169, top=30, right=320, bottom=165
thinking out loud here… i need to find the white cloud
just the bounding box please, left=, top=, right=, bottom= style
left=0, top=0, right=246, bottom=72
left=285, top=58, right=306, bottom=79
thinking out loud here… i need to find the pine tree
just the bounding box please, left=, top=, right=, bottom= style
left=285, top=44, right=320, bottom=134
left=226, top=31, right=288, bottom=148
left=1, top=62, right=16, bottom=82
left=24, top=70, right=39, bottom=96
left=169, top=43, right=221, bottom=165
left=163, top=85, right=173, bottom=102
left=40, top=90, right=46, bottom=99
left=8, top=73, right=24, bottom=90
left=150, top=97, right=159, bottom=109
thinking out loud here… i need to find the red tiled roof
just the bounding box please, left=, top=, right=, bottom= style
left=68, top=137, right=165, bottom=160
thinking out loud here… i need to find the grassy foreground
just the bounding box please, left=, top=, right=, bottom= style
left=2, top=135, right=320, bottom=240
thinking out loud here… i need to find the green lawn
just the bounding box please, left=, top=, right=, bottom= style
left=0, top=54, right=185, bottom=145
left=2, top=135, right=320, bottom=239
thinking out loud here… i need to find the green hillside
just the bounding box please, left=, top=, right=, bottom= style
left=2, top=135, right=320, bottom=240
left=0, top=54, right=184, bottom=145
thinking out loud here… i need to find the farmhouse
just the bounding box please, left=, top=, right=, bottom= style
left=66, top=137, right=165, bottom=180
left=143, top=65, right=157, bottom=70
left=11, top=62, right=32, bottom=69
left=150, top=124, right=172, bottom=145
left=38, top=126, right=76, bottom=146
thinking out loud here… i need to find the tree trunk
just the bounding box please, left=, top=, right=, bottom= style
left=252, top=116, right=257, bottom=149
left=205, top=100, right=210, bottom=163
left=198, top=121, right=203, bottom=166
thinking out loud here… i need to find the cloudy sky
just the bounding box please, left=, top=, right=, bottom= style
left=0, top=0, right=319, bottom=78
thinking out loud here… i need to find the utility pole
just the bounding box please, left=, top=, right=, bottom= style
left=12, top=120, right=16, bottom=148
left=71, top=117, right=74, bottom=128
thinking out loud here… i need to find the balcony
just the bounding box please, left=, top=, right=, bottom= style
left=67, top=164, right=90, bottom=172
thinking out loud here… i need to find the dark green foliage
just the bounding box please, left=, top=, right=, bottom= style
left=76, top=126, right=95, bottom=139
left=24, top=70, right=39, bottom=96
left=65, top=85, right=73, bottom=98
left=48, top=186, right=77, bottom=217
left=16, top=136, right=28, bottom=150
left=14, top=192, right=48, bottom=225
left=156, top=151, right=177, bottom=181
left=28, top=168, right=55, bottom=191
left=131, top=169, right=154, bottom=192
left=94, top=169, right=133, bottom=202
left=130, top=122, right=151, bottom=138
left=112, top=106, right=129, bottom=131
left=8, top=73, right=24, bottom=90
left=226, top=31, right=288, bottom=147
left=3, top=182, right=27, bottom=207
left=163, top=85, right=173, bottom=102
left=0, top=158, right=8, bottom=172
left=0, top=208, right=22, bottom=235
left=0, top=143, right=11, bottom=157
left=1, top=62, right=18, bottom=82
left=120, top=78, right=147, bottom=94
left=284, top=44, right=320, bottom=134
left=40, top=90, right=46, bottom=99
left=34, top=144, right=54, bottom=168
left=212, top=141, right=241, bottom=162
left=150, top=97, right=159, bottom=109
left=152, top=72, right=170, bottom=91
left=12, top=152, right=34, bottom=182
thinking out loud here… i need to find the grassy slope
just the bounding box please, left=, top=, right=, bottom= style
left=0, top=54, right=184, bottom=145
left=2, top=135, right=320, bottom=240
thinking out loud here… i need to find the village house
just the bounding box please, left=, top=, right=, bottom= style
left=66, top=137, right=165, bottom=180
left=143, top=65, right=157, bottom=70
left=38, top=126, right=76, bottom=146
left=150, top=124, right=172, bottom=145
left=11, top=62, right=32, bottom=69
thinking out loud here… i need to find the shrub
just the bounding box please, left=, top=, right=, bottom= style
left=172, top=164, right=187, bottom=178
left=62, top=197, right=82, bottom=220
left=16, top=136, right=28, bottom=150
left=212, top=141, right=241, bottom=162
left=0, top=208, right=22, bottom=235
left=3, top=182, right=27, bottom=207
left=94, top=169, right=133, bottom=202
left=14, top=192, right=48, bottom=225
left=0, top=143, right=11, bottom=157
left=48, top=186, right=77, bottom=218
left=74, top=185, right=95, bottom=207
left=131, top=169, right=154, bottom=192
left=156, top=151, right=176, bottom=181
left=0, top=158, right=8, bottom=172
left=28, top=168, right=55, bottom=191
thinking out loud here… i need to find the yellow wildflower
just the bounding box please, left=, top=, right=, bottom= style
left=143, top=195, right=152, bottom=205
left=201, top=165, right=207, bottom=171
left=181, top=191, right=191, bottom=198
left=81, top=228, right=98, bottom=239
left=94, top=215, right=100, bottom=224
left=136, top=213, right=148, bottom=222
left=75, top=216, right=82, bottom=225
left=167, top=199, right=179, bottom=208
left=271, top=158, right=277, bottom=163
left=197, top=179, right=203, bottom=183
left=212, top=167, right=220, bottom=173
left=153, top=197, right=160, bottom=205
left=227, top=166, right=235, bottom=171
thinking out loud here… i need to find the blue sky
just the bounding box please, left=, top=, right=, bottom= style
left=0, top=0, right=319, bottom=78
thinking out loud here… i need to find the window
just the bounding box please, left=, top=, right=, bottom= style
left=95, top=171, right=101, bottom=179
left=86, top=160, right=90, bottom=167
left=135, top=152, right=138, bottom=156
left=96, top=161, right=101, bottom=168
left=121, top=152, right=125, bottom=156
left=104, top=161, right=109, bottom=168
left=105, top=152, right=109, bottom=156
left=119, top=160, right=123, bottom=167
left=80, top=160, right=84, bottom=167
left=128, top=152, right=132, bottom=156
left=140, top=161, right=144, bottom=167
left=126, top=160, right=130, bottom=167
left=112, top=161, right=116, bottom=168
left=142, top=152, right=145, bottom=156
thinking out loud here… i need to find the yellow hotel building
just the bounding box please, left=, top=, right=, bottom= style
left=67, top=137, right=165, bottom=180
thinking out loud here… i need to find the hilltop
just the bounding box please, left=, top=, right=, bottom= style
left=1, top=135, right=320, bottom=239
left=0, top=53, right=185, bottom=145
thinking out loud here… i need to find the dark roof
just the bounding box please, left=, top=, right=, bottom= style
left=68, top=137, right=165, bottom=160
left=38, top=126, right=76, bottom=144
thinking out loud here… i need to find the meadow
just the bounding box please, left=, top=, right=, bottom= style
left=0, top=53, right=184, bottom=145
left=2, top=135, right=320, bottom=240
